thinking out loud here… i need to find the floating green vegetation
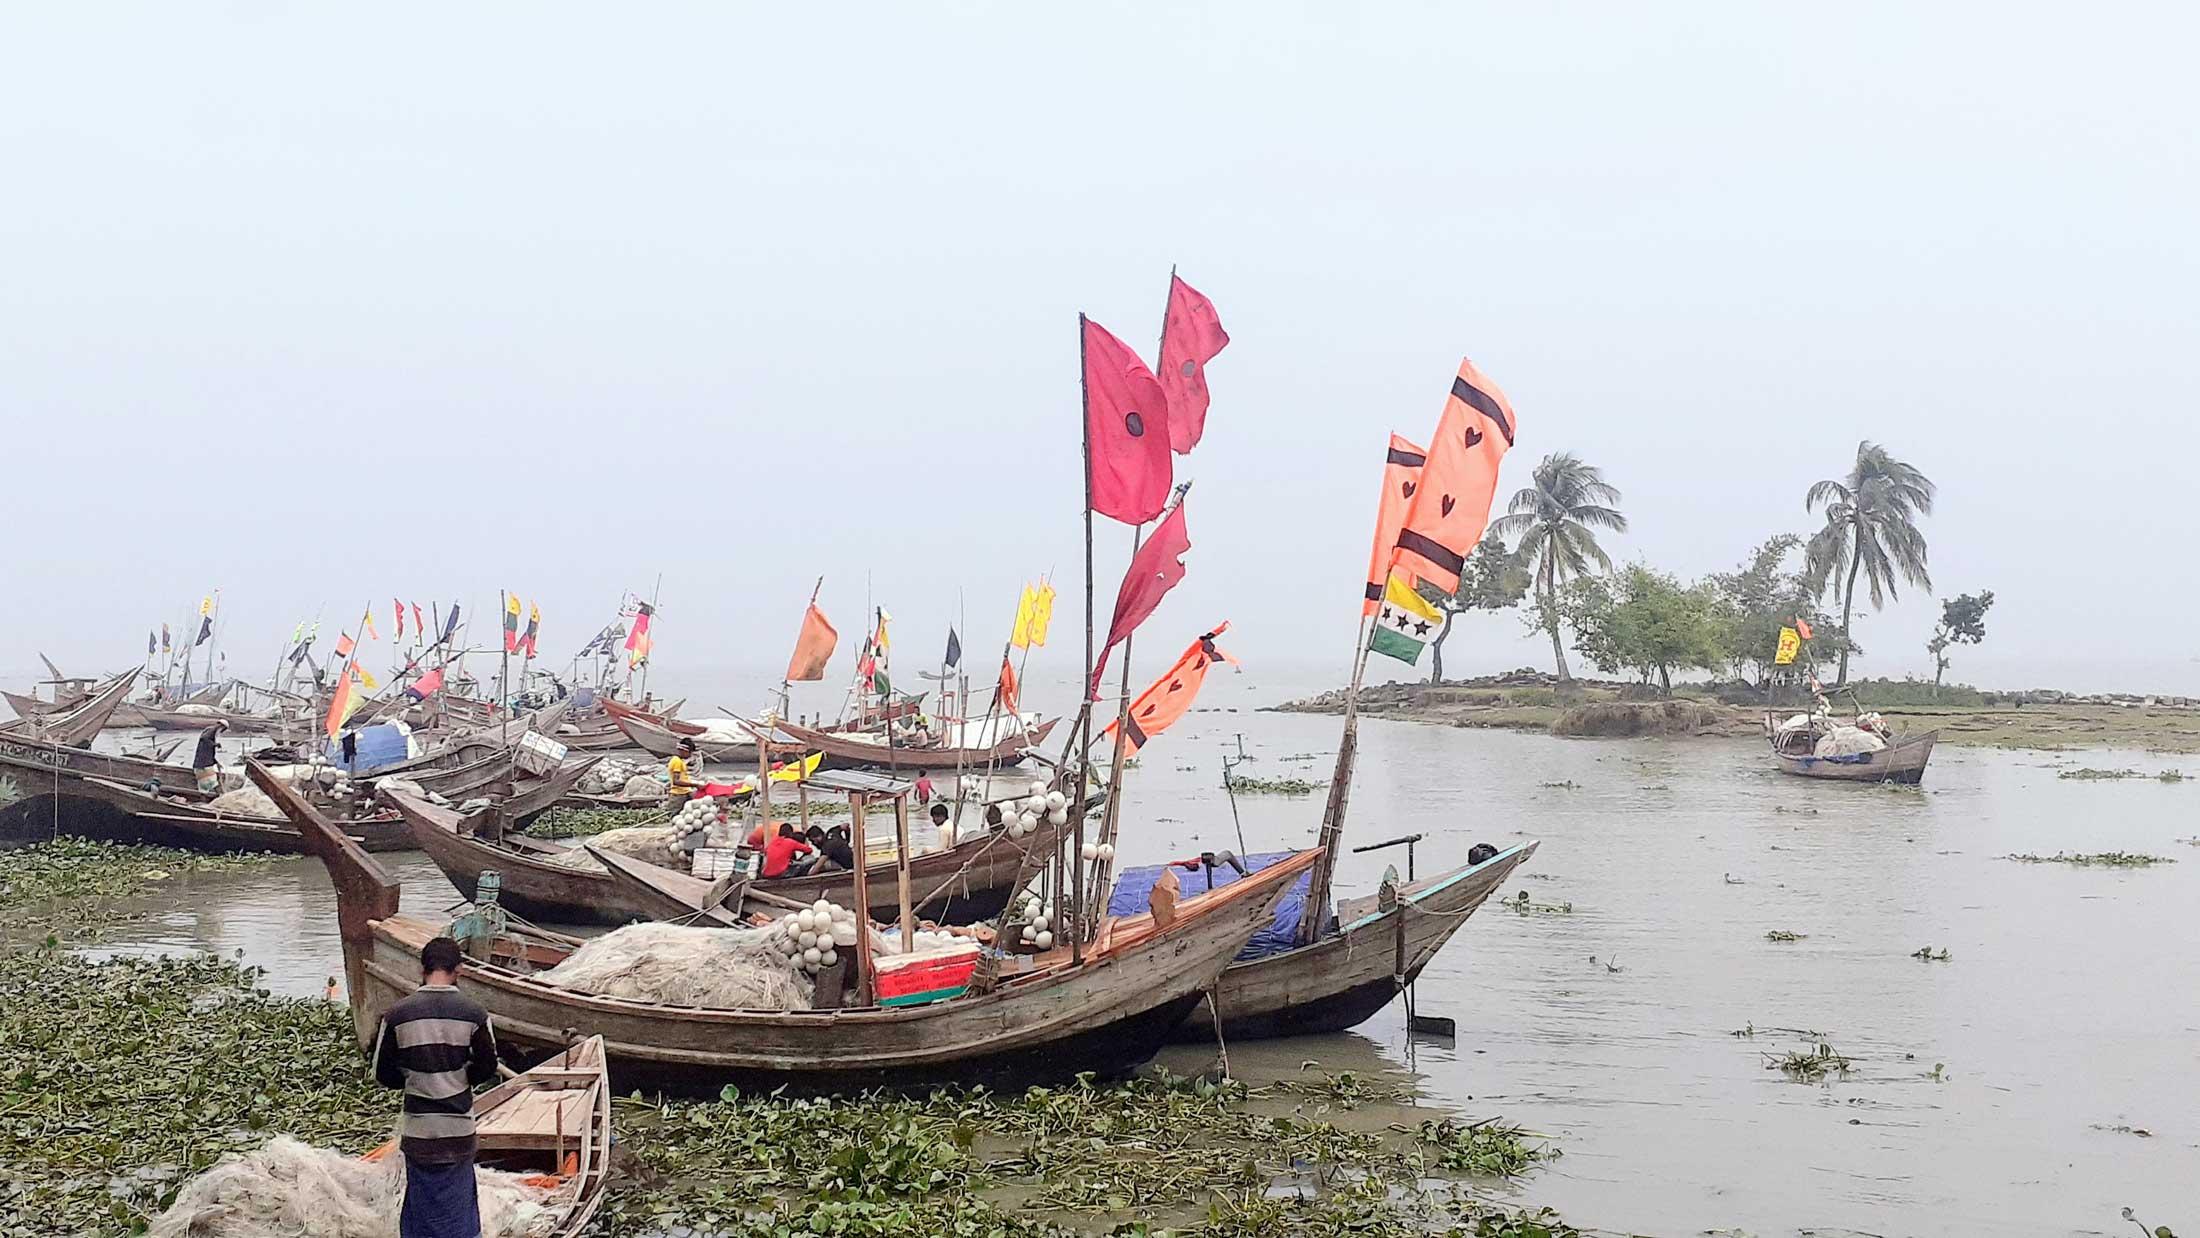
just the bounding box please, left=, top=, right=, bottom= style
left=0, top=838, right=273, bottom=936
left=601, top=1070, right=1575, bottom=1237
left=2002, top=851, right=2177, bottom=867
left=0, top=949, right=394, bottom=1232
left=1223, top=775, right=1321, bottom=796
left=527, top=805, right=671, bottom=839
left=2121, top=1205, right=2176, bottom=1238
left=1410, top=1117, right=1556, bottom=1178
left=2158, top=769, right=2188, bottom=784
left=1767, top=1041, right=1853, bottom=1082
left=2176, top=837, right=2200, bottom=848
left=1911, top=945, right=1952, bottom=961
left=1507, top=890, right=1574, bottom=915
left=2057, top=767, right=2147, bottom=780
left=1538, top=780, right=1578, bottom=790
left=1269, top=1066, right=1408, bottom=1110
left=1764, top=930, right=1807, bottom=943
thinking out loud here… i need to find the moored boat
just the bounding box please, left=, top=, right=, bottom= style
left=49, top=773, right=413, bottom=854
left=0, top=670, right=141, bottom=748
left=1765, top=710, right=1937, bottom=784
left=769, top=716, right=1057, bottom=772
left=250, top=757, right=1316, bottom=1096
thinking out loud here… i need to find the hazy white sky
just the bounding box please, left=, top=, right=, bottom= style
left=5, top=3, right=2194, bottom=700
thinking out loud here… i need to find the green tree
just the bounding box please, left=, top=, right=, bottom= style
left=1419, top=531, right=1530, bottom=684
left=1926, top=590, right=1994, bottom=694
left=1567, top=564, right=1724, bottom=693
left=1708, top=534, right=1848, bottom=688
left=1489, top=452, right=1627, bottom=683
left=1804, top=441, right=1935, bottom=686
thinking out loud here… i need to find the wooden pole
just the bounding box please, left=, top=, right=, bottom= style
left=894, top=792, right=913, bottom=952
left=1070, top=314, right=1094, bottom=964
left=849, top=792, right=874, bottom=1004
left=636, top=575, right=661, bottom=706
left=1300, top=610, right=1376, bottom=945
left=757, top=709, right=773, bottom=822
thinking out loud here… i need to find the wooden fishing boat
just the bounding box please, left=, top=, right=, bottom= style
left=54, top=774, right=413, bottom=854
left=1144, top=842, right=1537, bottom=1041
left=0, top=670, right=140, bottom=748
left=362, top=1036, right=612, bottom=1237
left=251, top=758, right=1316, bottom=1096
left=0, top=729, right=195, bottom=791
left=389, top=785, right=1072, bottom=927
left=1771, top=729, right=1937, bottom=783
left=611, top=710, right=763, bottom=763
left=768, top=717, right=1057, bottom=772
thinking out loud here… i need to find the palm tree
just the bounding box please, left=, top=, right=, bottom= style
left=1489, top=452, right=1627, bottom=681
left=1804, top=441, right=1935, bottom=686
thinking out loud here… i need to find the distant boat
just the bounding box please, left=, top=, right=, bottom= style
left=1765, top=711, right=1936, bottom=784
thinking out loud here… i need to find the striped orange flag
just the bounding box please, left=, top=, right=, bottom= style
left=1362, top=434, right=1426, bottom=615
left=1390, top=358, right=1518, bottom=594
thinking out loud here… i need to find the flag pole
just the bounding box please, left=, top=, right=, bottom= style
left=1070, top=313, right=1095, bottom=963
left=637, top=574, right=661, bottom=707
left=499, top=590, right=512, bottom=751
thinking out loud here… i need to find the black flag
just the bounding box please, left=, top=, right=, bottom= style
left=195, top=616, right=213, bottom=647
left=441, top=604, right=461, bottom=644
left=943, top=628, right=962, bottom=669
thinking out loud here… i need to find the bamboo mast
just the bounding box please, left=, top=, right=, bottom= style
left=635, top=575, right=661, bottom=707
left=499, top=590, right=513, bottom=751
left=850, top=792, right=874, bottom=1004
left=1070, top=314, right=1094, bottom=963
left=1299, top=568, right=1381, bottom=943
left=893, top=793, right=914, bottom=951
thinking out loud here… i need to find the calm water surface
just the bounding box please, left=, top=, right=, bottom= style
left=79, top=679, right=2200, bottom=1236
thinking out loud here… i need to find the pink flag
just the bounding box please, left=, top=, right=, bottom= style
left=1083, top=315, right=1173, bottom=524
left=1090, top=498, right=1192, bottom=694
left=404, top=667, right=446, bottom=701
left=1159, top=275, right=1229, bottom=454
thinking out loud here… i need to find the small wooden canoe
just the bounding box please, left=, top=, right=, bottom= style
left=1167, top=841, right=1537, bottom=1041
left=611, top=711, right=762, bottom=763
left=253, top=757, right=1316, bottom=1096
left=390, top=786, right=1071, bottom=926
left=1771, top=730, right=1937, bottom=784
left=57, top=774, right=413, bottom=854
left=0, top=670, right=140, bottom=748
left=0, top=730, right=197, bottom=791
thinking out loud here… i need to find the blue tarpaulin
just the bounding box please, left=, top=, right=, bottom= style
left=326, top=723, right=412, bottom=773
left=1108, top=851, right=1312, bottom=962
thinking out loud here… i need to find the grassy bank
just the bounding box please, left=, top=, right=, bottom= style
left=1272, top=679, right=2200, bottom=753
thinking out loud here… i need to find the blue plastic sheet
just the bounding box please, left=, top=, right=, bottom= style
left=1108, top=851, right=1312, bottom=961
left=326, top=723, right=412, bottom=773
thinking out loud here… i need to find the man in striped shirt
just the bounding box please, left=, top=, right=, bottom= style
left=373, top=936, right=498, bottom=1237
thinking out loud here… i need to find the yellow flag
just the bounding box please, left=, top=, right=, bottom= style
left=1028, top=582, right=1055, bottom=647
left=199, top=595, right=214, bottom=616
left=1774, top=626, right=1801, bottom=666
left=361, top=607, right=379, bottom=642
left=1010, top=585, right=1038, bottom=649
left=354, top=663, right=380, bottom=693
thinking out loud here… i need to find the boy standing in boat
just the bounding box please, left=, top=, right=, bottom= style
left=192, top=719, right=228, bottom=792
left=374, top=936, right=499, bottom=1238
left=666, top=738, right=699, bottom=811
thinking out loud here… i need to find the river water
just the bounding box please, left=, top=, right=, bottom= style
left=73, top=675, right=2200, bottom=1236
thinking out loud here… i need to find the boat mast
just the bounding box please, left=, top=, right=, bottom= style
left=1299, top=544, right=1382, bottom=942
left=636, top=575, right=661, bottom=707
left=1070, top=314, right=1094, bottom=963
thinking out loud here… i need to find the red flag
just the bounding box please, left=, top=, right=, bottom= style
left=1159, top=275, right=1229, bottom=454
left=1102, top=624, right=1235, bottom=755
left=412, top=602, right=425, bottom=636
left=333, top=633, right=355, bottom=659
left=1794, top=616, right=1815, bottom=641
left=521, top=603, right=541, bottom=660
left=404, top=667, right=446, bottom=701
left=393, top=599, right=405, bottom=640
left=1363, top=434, right=1427, bottom=616
left=503, top=594, right=522, bottom=653
left=997, top=654, right=1020, bottom=715
left=1091, top=498, right=1192, bottom=694
left=785, top=604, right=838, bottom=682
left=1082, top=315, right=1172, bottom=524
left=1390, top=358, right=1519, bottom=594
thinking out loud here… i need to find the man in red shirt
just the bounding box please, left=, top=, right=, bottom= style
left=760, top=822, right=814, bottom=878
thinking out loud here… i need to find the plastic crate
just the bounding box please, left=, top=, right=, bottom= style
left=513, top=730, right=569, bottom=777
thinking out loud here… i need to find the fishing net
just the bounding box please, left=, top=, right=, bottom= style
left=1814, top=726, right=1888, bottom=757
left=147, top=1136, right=568, bottom=1237
left=537, top=921, right=814, bottom=1009
left=539, top=824, right=685, bottom=872
left=206, top=786, right=279, bottom=816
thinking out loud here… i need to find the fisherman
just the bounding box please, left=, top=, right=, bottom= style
left=799, top=822, right=856, bottom=876
left=929, top=801, right=956, bottom=848
left=913, top=769, right=936, bottom=803
left=192, top=719, right=229, bottom=792
left=666, top=739, right=699, bottom=812
left=372, top=936, right=498, bottom=1238
left=759, top=821, right=815, bottom=878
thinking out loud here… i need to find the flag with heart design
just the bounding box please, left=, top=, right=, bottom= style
left=1389, top=358, right=1518, bottom=594
left=1362, top=433, right=1427, bottom=615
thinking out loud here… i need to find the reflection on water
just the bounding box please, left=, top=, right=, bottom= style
left=87, top=694, right=2199, bottom=1235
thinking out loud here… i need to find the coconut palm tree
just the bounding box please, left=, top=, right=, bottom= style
left=1489, top=452, right=1627, bottom=682
left=1804, top=441, right=1935, bottom=686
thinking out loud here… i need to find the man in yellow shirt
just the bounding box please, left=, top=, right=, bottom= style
left=666, top=739, right=699, bottom=811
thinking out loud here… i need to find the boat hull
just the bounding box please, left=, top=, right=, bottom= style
left=1170, top=842, right=1535, bottom=1041
left=1772, top=730, right=1937, bottom=784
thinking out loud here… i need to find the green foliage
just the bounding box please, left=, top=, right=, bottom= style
left=1410, top=1117, right=1555, bottom=1177
left=1764, top=930, right=1807, bottom=942
left=1804, top=441, right=1936, bottom=685
left=1223, top=775, right=1321, bottom=796
left=528, top=805, right=668, bottom=839
left=2003, top=851, right=2176, bottom=867
left=1767, top=1041, right=1852, bottom=1082
left=1420, top=530, right=1533, bottom=682
left=1706, top=534, right=1849, bottom=686
left=1560, top=565, right=1725, bottom=692
left=1490, top=452, right=1627, bottom=681
left=0, top=838, right=273, bottom=937
left=0, top=950, right=394, bottom=1232
left=1927, top=590, right=1995, bottom=691
left=1911, top=945, right=1952, bottom=961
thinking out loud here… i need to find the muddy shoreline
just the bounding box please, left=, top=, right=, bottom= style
left=1270, top=677, right=2200, bottom=753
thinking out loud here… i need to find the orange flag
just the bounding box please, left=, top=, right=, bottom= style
left=323, top=666, right=358, bottom=740
left=1363, top=434, right=1427, bottom=616
left=1101, top=624, right=1236, bottom=755
left=997, top=655, right=1020, bottom=714
left=1390, top=359, right=1518, bottom=593
left=785, top=603, right=838, bottom=682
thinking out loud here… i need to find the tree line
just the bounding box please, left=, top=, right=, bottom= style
left=1422, top=441, right=1993, bottom=696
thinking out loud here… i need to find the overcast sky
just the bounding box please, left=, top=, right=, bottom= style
left=4, top=3, right=2194, bottom=701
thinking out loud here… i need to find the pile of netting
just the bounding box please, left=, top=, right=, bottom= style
left=206, top=785, right=278, bottom=816
left=1814, top=726, right=1889, bottom=757
left=573, top=755, right=655, bottom=797
left=148, top=1136, right=568, bottom=1237
left=541, top=823, right=687, bottom=872
left=537, top=921, right=815, bottom=1009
